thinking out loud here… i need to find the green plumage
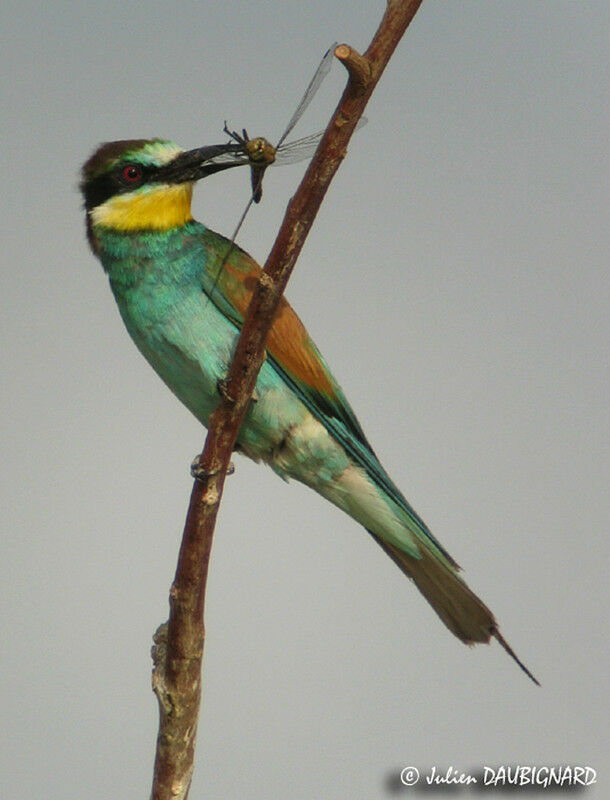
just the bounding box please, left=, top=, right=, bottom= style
left=80, top=138, right=539, bottom=683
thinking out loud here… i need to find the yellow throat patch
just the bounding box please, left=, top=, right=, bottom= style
left=90, top=182, right=194, bottom=231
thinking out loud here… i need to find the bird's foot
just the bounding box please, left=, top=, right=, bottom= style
left=190, top=456, right=235, bottom=481
left=216, top=378, right=235, bottom=404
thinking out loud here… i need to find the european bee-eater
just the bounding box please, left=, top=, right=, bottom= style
left=80, top=138, right=537, bottom=683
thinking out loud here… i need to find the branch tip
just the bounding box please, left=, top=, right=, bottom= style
left=334, top=44, right=372, bottom=88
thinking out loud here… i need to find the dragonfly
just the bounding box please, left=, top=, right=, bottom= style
left=215, top=42, right=338, bottom=206
left=203, top=43, right=365, bottom=300
left=209, top=44, right=366, bottom=237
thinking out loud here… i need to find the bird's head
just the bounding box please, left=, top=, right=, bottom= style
left=80, top=138, right=242, bottom=249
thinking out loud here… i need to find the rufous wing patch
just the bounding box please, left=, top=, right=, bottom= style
left=220, top=260, right=337, bottom=399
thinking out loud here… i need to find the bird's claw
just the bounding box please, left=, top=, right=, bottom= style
left=190, top=456, right=235, bottom=481
left=216, top=378, right=235, bottom=403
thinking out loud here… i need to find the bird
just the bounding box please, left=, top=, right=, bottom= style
left=80, top=137, right=538, bottom=684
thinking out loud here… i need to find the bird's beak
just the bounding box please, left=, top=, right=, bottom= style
left=158, top=143, right=244, bottom=184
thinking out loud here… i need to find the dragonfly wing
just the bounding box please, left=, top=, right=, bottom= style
left=276, top=42, right=337, bottom=148
left=273, top=117, right=368, bottom=165
left=273, top=131, right=324, bottom=165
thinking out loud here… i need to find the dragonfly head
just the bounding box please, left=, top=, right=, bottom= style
left=244, top=137, right=277, bottom=166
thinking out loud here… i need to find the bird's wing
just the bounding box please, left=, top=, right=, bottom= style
left=202, top=233, right=369, bottom=440
left=201, top=232, right=456, bottom=565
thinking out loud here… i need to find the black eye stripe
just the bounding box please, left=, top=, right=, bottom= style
left=81, top=163, right=156, bottom=210
left=81, top=172, right=117, bottom=210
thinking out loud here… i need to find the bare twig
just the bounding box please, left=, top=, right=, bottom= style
left=334, top=44, right=372, bottom=89
left=150, top=2, right=425, bottom=797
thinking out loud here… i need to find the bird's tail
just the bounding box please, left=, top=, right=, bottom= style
left=368, top=530, right=540, bottom=685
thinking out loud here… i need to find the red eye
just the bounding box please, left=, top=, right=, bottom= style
left=122, top=165, right=142, bottom=183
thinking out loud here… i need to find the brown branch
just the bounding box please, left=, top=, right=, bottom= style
left=150, top=2, right=425, bottom=798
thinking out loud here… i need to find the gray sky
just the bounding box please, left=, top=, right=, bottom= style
left=2, top=2, right=608, bottom=798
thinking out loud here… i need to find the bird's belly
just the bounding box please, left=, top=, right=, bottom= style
left=112, top=279, right=324, bottom=465
left=114, top=291, right=226, bottom=424
left=111, top=275, right=408, bottom=547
